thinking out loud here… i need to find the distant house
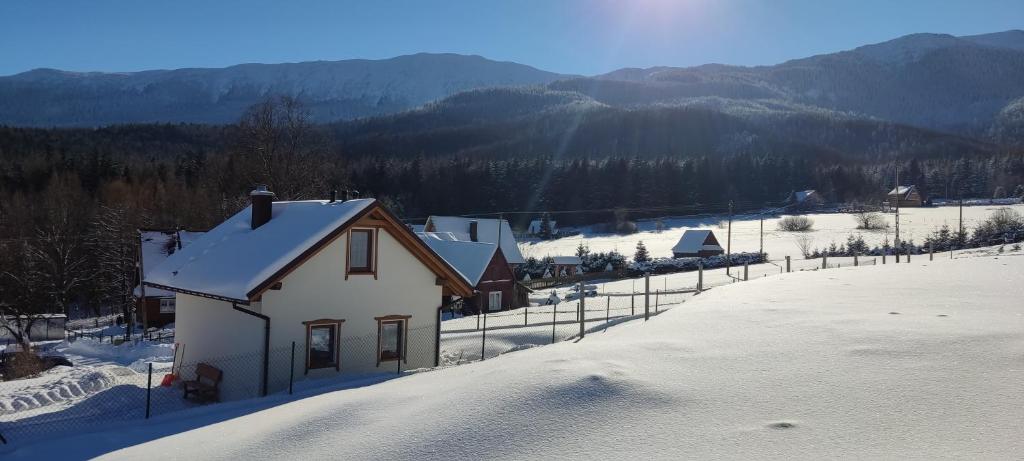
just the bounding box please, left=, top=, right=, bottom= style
left=527, top=219, right=557, bottom=236
left=418, top=232, right=524, bottom=312
left=672, top=230, right=725, bottom=258
left=888, top=185, right=925, bottom=207
left=423, top=216, right=526, bottom=266
left=788, top=190, right=825, bottom=210
left=135, top=228, right=205, bottom=329
left=145, top=187, right=473, bottom=400
left=550, top=256, right=582, bottom=277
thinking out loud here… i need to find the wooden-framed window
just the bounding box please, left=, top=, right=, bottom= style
left=158, top=298, right=176, bottom=314
left=303, top=319, right=344, bottom=373
left=375, top=315, right=411, bottom=365
left=488, top=291, right=502, bottom=311
left=346, top=228, right=377, bottom=277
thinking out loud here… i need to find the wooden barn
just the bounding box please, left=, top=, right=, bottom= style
left=672, top=230, right=725, bottom=258
left=888, top=185, right=925, bottom=207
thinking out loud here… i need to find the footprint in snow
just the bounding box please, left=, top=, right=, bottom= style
left=889, top=311, right=900, bottom=315
left=937, top=314, right=948, bottom=317
left=767, top=421, right=797, bottom=430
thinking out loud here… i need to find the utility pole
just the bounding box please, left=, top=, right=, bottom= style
left=894, top=163, right=900, bottom=252
left=726, top=200, right=733, bottom=276
left=759, top=216, right=764, bottom=258
left=958, top=191, right=964, bottom=247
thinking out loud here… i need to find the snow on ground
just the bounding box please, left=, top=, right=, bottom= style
left=0, top=339, right=175, bottom=419
left=521, top=203, right=1024, bottom=261
left=10, top=249, right=1022, bottom=460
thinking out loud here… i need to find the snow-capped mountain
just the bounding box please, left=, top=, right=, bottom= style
left=0, top=53, right=569, bottom=127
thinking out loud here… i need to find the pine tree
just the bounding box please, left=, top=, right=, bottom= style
left=634, top=240, right=650, bottom=263
left=538, top=213, right=553, bottom=239
left=575, top=242, right=590, bottom=259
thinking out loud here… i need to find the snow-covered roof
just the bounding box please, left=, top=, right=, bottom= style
left=135, top=229, right=206, bottom=297
left=528, top=219, right=557, bottom=234
left=417, top=232, right=497, bottom=286
left=794, top=190, right=816, bottom=202
left=425, top=216, right=525, bottom=264
left=671, top=230, right=723, bottom=254
left=550, top=256, right=581, bottom=265
left=888, top=185, right=916, bottom=196
left=146, top=199, right=376, bottom=302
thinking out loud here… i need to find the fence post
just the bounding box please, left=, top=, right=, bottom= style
left=578, top=282, right=585, bottom=339
left=896, top=249, right=901, bottom=263
left=854, top=255, right=859, bottom=267
left=551, top=302, right=557, bottom=344
left=524, top=305, right=528, bottom=326
left=289, top=341, right=295, bottom=395
left=145, top=362, right=153, bottom=419
left=605, top=296, right=610, bottom=326
left=907, top=247, right=911, bottom=263
left=631, top=291, right=635, bottom=315
left=743, top=262, right=749, bottom=281
left=480, top=309, right=488, bottom=361
left=785, top=256, right=791, bottom=273
left=929, top=244, right=934, bottom=261
left=883, top=253, right=886, bottom=264
left=655, top=290, right=660, bottom=313
left=822, top=254, right=827, bottom=269
left=697, top=262, right=704, bottom=292
left=644, top=273, right=650, bottom=321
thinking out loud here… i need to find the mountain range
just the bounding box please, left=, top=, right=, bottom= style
left=2, top=30, right=1024, bottom=151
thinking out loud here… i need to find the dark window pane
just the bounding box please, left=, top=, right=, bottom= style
left=349, top=230, right=370, bottom=270
left=309, top=325, right=336, bottom=368
left=380, top=322, right=402, bottom=361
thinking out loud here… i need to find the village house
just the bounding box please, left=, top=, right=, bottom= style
left=787, top=189, right=825, bottom=211
left=135, top=228, right=205, bottom=329
left=888, top=185, right=925, bottom=207
left=527, top=218, right=557, bottom=237
left=418, top=232, right=525, bottom=312
left=550, top=255, right=582, bottom=277
left=422, top=216, right=526, bottom=267
left=671, top=229, right=725, bottom=258
left=145, top=187, right=472, bottom=400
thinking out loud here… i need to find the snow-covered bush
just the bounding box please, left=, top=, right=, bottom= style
left=778, top=216, right=814, bottom=232
left=628, top=252, right=765, bottom=276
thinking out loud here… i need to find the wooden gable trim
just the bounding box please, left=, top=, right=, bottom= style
left=246, top=201, right=474, bottom=301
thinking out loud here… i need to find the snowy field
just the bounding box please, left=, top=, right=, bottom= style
left=8, top=246, right=1022, bottom=460
left=521, top=203, right=1024, bottom=261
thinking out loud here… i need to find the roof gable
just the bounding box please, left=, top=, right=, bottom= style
left=424, top=216, right=525, bottom=264
left=672, top=229, right=723, bottom=254
left=418, top=233, right=497, bottom=286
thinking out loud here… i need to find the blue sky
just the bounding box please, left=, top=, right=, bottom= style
left=1, top=0, right=1022, bottom=76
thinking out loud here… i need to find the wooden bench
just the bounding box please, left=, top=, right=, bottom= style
left=183, top=363, right=223, bottom=402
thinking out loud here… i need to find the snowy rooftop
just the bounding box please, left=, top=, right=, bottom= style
left=425, top=216, right=525, bottom=264
left=793, top=189, right=816, bottom=202
left=135, top=229, right=205, bottom=297
left=417, top=232, right=497, bottom=286
left=671, top=229, right=722, bottom=254
left=888, top=185, right=916, bottom=196
left=145, top=199, right=375, bottom=302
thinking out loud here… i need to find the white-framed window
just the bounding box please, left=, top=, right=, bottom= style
left=158, top=298, right=176, bottom=314
left=488, top=291, right=502, bottom=311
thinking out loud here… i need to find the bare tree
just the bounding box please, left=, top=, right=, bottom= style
left=235, top=96, right=328, bottom=200
left=853, top=211, right=889, bottom=230
left=89, top=204, right=140, bottom=340
left=794, top=235, right=815, bottom=259
left=0, top=240, right=50, bottom=350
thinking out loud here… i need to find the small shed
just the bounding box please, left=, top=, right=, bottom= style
left=672, top=230, right=725, bottom=258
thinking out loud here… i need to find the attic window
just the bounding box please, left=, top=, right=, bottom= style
left=347, top=229, right=375, bottom=275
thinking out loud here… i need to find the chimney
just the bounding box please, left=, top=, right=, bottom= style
left=250, top=185, right=275, bottom=230
left=469, top=220, right=479, bottom=242
left=329, top=190, right=337, bottom=203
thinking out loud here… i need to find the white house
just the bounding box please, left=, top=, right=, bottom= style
left=423, top=216, right=526, bottom=265
left=671, top=230, right=725, bottom=258
left=145, top=187, right=472, bottom=399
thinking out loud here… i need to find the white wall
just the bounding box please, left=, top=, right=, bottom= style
left=174, top=226, right=444, bottom=399
left=261, top=228, right=443, bottom=386
left=173, top=293, right=264, bottom=400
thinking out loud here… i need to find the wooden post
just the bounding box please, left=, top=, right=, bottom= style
left=644, top=273, right=650, bottom=321
left=883, top=253, right=886, bottom=264
left=907, top=247, right=911, bottom=263
left=578, top=282, right=585, bottom=339
left=551, top=302, right=557, bottom=344
left=524, top=305, right=528, bottom=326
left=785, top=256, right=791, bottom=273
left=854, top=255, right=859, bottom=267
left=822, top=254, right=827, bottom=269
left=655, top=290, right=660, bottom=314
left=697, top=262, right=703, bottom=292
left=480, top=309, right=487, bottom=361
left=929, top=244, right=933, bottom=261
left=605, top=296, right=610, bottom=328
left=743, top=262, right=749, bottom=281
